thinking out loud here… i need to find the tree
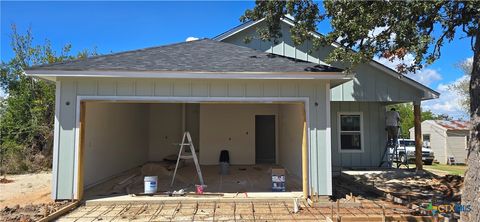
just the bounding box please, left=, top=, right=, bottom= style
left=0, top=25, right=96, bottom=174
left=242, top=1, right=480, bottom=220
left=450, top=58, right=472, bottom=113
left=388, top=103, right=444, bottom=138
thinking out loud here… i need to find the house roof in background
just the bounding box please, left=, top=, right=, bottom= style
left=434, top=120, right=470, bottom=131
left=25, top=39, right=344, bottom=74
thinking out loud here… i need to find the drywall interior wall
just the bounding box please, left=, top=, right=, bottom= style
left=199, top=104, right=279, bottom=165
left=278, top=104, right=304, bottom=178
left=185, top=104, right=200, bottom=150
left=84, top=102, right=149, bottom=187
left=148, top=103, right=183, bottom=161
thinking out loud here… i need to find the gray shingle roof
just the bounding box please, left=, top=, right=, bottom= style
left=27, top=39, right=343, bottom=73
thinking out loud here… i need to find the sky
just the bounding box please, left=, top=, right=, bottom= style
left=0, top=1, right=473, bottom=119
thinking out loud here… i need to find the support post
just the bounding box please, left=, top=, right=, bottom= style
left=413, top=101, right=423, bottom=170
left=77, top=101, right=86, bottom=200
left=302, top=109, right=309, bottom=198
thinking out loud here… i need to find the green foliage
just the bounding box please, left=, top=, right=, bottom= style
left=387, top=103, right=445, bottom=138
left=0, top=25, right=96, bottom=174
left=242, top=1, right=479, bottom=74
left=449, top=59, right=471, bottom=113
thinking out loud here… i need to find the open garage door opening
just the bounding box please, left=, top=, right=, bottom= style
left=78, top=100, right=308, bottom=200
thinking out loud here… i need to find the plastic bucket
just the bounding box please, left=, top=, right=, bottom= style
left=196, top=185, right=204, bottom=194
left=144, top=176, right=158, bottom=194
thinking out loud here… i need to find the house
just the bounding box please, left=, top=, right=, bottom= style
left=25, top=17, right=439, bottom=200
left=409, top=120, right=470, bottom=164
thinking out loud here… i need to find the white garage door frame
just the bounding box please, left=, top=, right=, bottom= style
left=72, top=95, right=311, bottom=199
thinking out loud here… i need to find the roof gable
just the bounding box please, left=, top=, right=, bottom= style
left=214, top=18, right=439, bottom=100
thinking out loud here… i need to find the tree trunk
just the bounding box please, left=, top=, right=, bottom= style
left=413, top=103, right=423, bottom=170
left=461, top=30, right=480, bottom=222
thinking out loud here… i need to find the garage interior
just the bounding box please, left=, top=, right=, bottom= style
left=81, top=101, right=306, bottom=199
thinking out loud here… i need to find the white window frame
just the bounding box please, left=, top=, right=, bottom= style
left=338, top=112, right=364, bottom=153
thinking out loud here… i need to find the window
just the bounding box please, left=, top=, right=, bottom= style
left=423, top=134, right=431, bottom=147
left=423, top=134, right=430, bottom=142
left=399, top=140, right=415, bottom=147
left=338, top=113, right=363, bottom=152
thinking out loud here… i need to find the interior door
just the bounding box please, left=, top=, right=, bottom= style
left=255, top=115, right=276, bottom=164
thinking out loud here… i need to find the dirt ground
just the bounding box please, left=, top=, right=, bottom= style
left=0, top=172, right=53, bottom=208
left=0, top=172, right=75, bottom=221
left=343, top=169, right=463, bottom=207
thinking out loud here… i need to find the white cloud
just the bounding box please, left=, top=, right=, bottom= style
left=406, top=69, right=442, bottom=86
left=185, top=37, right=199, bottom=42
left=422, top=75, right=468, bottom=119
left=375, top=53, right=415, bottom=71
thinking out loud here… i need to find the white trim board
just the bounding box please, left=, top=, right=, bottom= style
left=25, top=70, right=353, bottom=82
left=72, top=96, right=312, bottom=198
left=52, top=81, right=61, bottom=200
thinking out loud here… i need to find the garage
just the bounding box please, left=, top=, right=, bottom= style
left=79, top=99, right=308, bottom=199
left=26, top=39, right=344, bottom=200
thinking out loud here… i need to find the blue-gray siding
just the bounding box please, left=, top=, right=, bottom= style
left=221, top=21, right=425, bottom=102
left=330, top=102, right=387, bottom=170
left=54, top=77, right=331, bottom=199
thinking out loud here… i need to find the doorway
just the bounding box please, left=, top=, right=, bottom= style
left=255, top=115, right=276, bottom=164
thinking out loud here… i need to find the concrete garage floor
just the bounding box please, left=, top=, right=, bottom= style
left=84, top=162, right=303, bottom=204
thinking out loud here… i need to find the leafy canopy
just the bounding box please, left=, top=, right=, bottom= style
left=0, top=25, right=96, bottom=173
left=388, top=103, right=447, bottom=138
left=241, top=1, right=480, bottom=73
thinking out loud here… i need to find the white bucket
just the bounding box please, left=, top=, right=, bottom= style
left=144, top=176, right=158, bottom=194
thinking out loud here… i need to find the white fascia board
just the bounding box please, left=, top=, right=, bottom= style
left=215, top=17, right=439, bottom=101
left=24, top=70, right=353, bottom=80
left=212, top=18, right=265, bottom=41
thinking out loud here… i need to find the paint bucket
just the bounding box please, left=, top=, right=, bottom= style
left=144, top=176, right=158, bottom=194
left=195, top=185, right=204, bottom=194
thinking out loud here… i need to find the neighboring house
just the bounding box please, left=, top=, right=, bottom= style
left=25, top=17, right=438, bottom=200
left=409, top=120, right=470, bottom=164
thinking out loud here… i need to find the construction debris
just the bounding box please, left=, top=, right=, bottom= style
left=0, top=201, right=72, bottom=222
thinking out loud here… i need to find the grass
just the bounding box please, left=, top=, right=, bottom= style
left=404, top=163, right=467, bottom=176
left=424, top=163, right=467, bottom=176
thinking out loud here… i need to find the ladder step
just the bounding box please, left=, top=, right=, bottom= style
left=180, top=155, right=194, bottom=159
left=178, top=143, right=191, bottom=146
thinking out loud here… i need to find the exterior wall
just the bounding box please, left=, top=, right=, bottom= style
left=330, top=102, right=387, bottom=170
left=408, top=122, right=469, bottom=164
left=446, top=131, right=469, bottom=164
left=199, top=104, right=279, bottom=165
left=221, top=21, right=425, bottom=103
left=84, top=103, right=149, bottom=187
left=54, top=77, right=331, bottom=199
left=278, top=104, right=304, bottom=177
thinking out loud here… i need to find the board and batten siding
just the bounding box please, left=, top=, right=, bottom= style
left=221, top=21, right=425, bottom=103
left=330, top=102, right=387, bottom=170
left=54, top=77, right=331, bottom=199
left=446, top=131, right=469, bottom=164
